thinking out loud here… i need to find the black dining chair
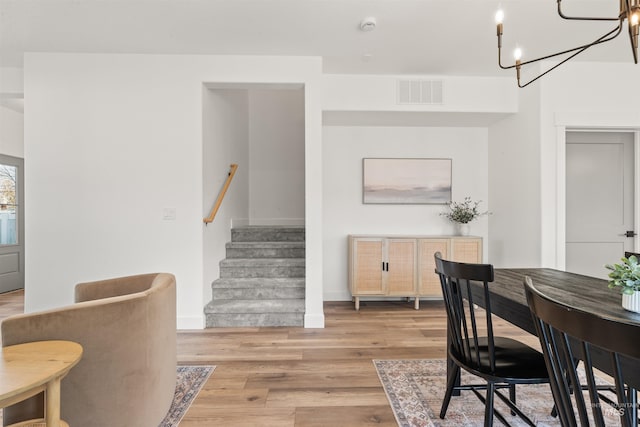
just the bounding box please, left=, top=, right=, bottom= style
left=625, top=251, right=640, bottom=260
left=434, top=253, right=549, bottom=427
left=524, top=276, right=640, bottom=427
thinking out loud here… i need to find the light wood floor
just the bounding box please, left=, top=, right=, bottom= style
left=0, top=291, right=536, bottom=426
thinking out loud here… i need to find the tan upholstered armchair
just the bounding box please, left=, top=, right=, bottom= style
left=1, top=273, right=177, bottom=427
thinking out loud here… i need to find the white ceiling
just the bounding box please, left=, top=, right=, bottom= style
left=0, top=0, right=635, bottom=76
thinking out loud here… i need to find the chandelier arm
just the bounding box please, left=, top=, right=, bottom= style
left=517, top=24, right=623, bottom=87
left=519, top=22, right=623, bottom=66
left=630, top=35, right=639, bottom=64
left=627, top=15, right=639, bottom=63
left=518, top=45, right=591, bottom=87
left=557, top=0, right=620, bottom=21
left=498, top=47, right=511, bottom=70
left=499, top=23, right=623, bottom=70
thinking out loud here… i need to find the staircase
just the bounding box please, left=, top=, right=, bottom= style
left=204, top=226, right=305, bottom=327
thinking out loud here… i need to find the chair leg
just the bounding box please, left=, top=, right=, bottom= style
left=510, top=384, right=516, bottom=416
left=628, top=388, right=637, bottom=427
left=440, top=364, right=460, bottom=419
left=485, top=382, right=495, bottom=427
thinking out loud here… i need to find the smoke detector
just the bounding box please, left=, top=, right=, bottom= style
left=360, top=17, right=377, bottom=32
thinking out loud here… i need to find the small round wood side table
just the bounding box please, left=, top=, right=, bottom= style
left=0, top=340, right=83, bottom=427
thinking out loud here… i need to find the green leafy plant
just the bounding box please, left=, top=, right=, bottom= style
left=440, top=197, right=489, bottom=224
left=605, top=255, right=640, bottom=295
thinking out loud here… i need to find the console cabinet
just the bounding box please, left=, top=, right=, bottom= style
left=348, top=235, right=482, bottom=310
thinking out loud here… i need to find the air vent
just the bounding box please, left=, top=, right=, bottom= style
left=397, top=79, right=443, bottom=105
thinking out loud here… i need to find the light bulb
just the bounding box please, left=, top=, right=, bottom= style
left=514, top=47, right=522, bottom=61
left=495, top=9, right=504, bottom=24
left=632, top=12, right=639, bottom=26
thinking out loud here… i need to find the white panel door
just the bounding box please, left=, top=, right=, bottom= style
left=0, top=155, right=24, bottom=293
left=566, top=132, right=634, bottom=279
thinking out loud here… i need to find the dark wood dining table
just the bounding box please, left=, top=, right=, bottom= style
left=465, top=268, right=640, bottom=388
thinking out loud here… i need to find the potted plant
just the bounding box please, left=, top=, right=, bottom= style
left=605, top=255, right=640, bottom=313
left=440, top=197, right=489, bottom=236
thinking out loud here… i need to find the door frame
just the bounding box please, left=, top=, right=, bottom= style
left=554, top=126, right=640, bottom=270
left=0, top=154, right=25, bottom=292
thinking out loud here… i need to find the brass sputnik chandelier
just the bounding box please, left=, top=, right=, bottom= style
left=496, top=0, right=640, bottom=87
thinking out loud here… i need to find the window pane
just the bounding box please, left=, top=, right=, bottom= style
left=0, top=164, right=17, bottom=245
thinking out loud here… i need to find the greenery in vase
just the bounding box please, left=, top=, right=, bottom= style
left=440, top=197, right=489, bottom=224
left=605, top=255, right=640, bottom=295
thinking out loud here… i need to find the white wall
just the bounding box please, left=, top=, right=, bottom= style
left=202, top=89, right=250, bottom=313
left=0, top=67, right=24, bottom=94
left=0, top=67, right=24, bottom=158
left=0, top=106, right=23, bottom=158
left=320, top=72, right=519, bottom=300
left=538, top=61, right=640, bottom=268
left=323, top=74, right=517, bottom=113
left=488, top=82, right=542, bottom=267
left=24, top=53, right=324, bottom=328
left=486, top=61, right=640, bottom=269
left=248, top=89, right=305, bottom=224
left=322, top=125, right=489, bottom=301
left=27, top=53, right=635, bottom=326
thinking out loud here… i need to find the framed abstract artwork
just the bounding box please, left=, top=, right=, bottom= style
left=362, top=158, right=452, bottom=204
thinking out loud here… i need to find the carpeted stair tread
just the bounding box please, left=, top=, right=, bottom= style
left=212, top=278, right=305, bottom=288
left=220, top=258, right=305, bottom=267
left=226, top=242, right=305, bottom=248
left=211, top=278, right=305, bottom=300
left=204, top=299, right=305, bottom=314
left=231, top=226, right=305, bottom=242
left=225, top=241, right=305, bottom=258
left=233, top=225, right=305, bottom=229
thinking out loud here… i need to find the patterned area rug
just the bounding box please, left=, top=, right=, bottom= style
left=374, top=359, right=619, bottom=427
left=159, top=365, right=215, bottom=426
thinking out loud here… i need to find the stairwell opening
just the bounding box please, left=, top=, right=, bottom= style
left=202, top=84, right=306, bottom=327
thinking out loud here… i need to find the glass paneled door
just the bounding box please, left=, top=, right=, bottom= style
left=0, top=154, right=24, bottom=293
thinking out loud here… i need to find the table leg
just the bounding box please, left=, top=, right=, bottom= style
left=45, top=378, right=62, bottom=427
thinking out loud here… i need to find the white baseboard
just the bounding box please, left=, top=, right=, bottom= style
left=177, top=315, right=204, bottom=330
left=323, top=291, right=353, bottom=301
left=304, top=312, right=325, bottom=328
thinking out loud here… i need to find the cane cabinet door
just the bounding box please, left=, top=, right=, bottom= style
left=418, top=239, right=451, bottom=296
left=386, top=239, right=417, bottom=295
left=451, top=238, right=482, bottom=264
left=350, top=238, right=385, bottom=295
